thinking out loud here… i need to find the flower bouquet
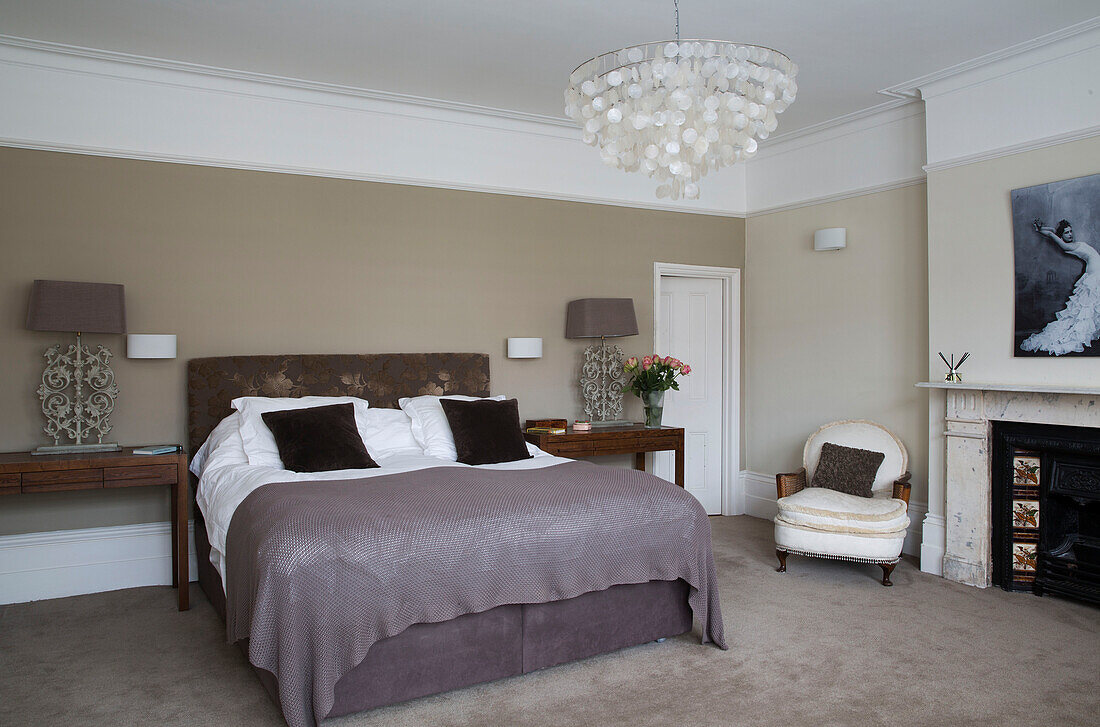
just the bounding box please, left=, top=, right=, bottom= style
left=623, top=354, right=691, bottom=428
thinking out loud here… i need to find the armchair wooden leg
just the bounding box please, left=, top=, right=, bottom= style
left=880, top=562, right=896, bottom=587
left=776, top=549, right=788, bottom=573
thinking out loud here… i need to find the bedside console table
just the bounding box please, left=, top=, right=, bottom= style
left=0, top=447, right=190, bottom=610
left=525, top=424, right=685, bottom=487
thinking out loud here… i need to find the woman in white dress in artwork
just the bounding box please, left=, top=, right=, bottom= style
left=1021, top=218, right=1100, bottom=355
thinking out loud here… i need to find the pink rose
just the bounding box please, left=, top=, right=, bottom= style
left=625, top=356, right=638, bottom=370
left=671, top=358, right=683, bottom=368
left=642, top=359, right=652, bottom=371
left=681, top=364, right=692, bottom=375
left=653, top=353, right=661, bottom=361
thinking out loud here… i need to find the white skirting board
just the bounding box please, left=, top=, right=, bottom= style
left=740, top=471, right=926, bottom=557
left=0, top=520, right=197, bottom=605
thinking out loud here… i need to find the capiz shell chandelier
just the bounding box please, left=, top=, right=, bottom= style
left=565, top=4, right=797, bottom=200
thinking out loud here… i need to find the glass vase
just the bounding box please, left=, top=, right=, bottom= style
left=641, top=389, right=665, bottom=428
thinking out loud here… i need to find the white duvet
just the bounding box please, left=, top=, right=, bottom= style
left=195, top=426, right=570, bottom=590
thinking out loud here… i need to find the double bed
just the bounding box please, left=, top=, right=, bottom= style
left=187, top=353, right=725, bottom=726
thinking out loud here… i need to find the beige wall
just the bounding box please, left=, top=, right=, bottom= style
left=924, top=135, right=1100, bottom=530
left=926, top=135, right=1100, bottom=387
left=0, top=147, right=745, bottom=536
left=745, top=184, right=929, bottom=504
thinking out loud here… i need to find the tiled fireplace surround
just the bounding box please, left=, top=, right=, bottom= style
left=922, top=383, right=1100, bottom=588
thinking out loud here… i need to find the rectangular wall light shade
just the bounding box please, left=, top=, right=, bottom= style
left=127, top=334, right=177, bottom=359
left=507, top=337, right=543, bottom=358
left=813, top=227, right=847, bottom=251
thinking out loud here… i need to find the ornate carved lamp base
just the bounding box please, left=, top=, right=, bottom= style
left=579, top=338, right=630, bottom=424
left=33, top=333, right=121, bottom=455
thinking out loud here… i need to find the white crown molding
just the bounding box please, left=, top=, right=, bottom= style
left=749, top=101, right=925, bottom=162
left=0, top=136, right=746, bottom=218
left=745, top=102, right=927, bottom=215
left=923, top=123, right=1100, bottom=173
left=3, top=21, right=1094, bottom=221
left=0, top=32, right=928, bottom=219
left=746, top=176, right=927, bottom=217
left=0, top=34, right=576, bottom=131
left=0, top=33, right=915, bottom=153
left=0, top=35, right=749, bottom=217
left=912, top=20, right=1100, bottom=168
left=759, top=98, right=920, bottom=153
left=881, top=16, right=1100, bottom=99
left=0, top=520, right=197, bottom=604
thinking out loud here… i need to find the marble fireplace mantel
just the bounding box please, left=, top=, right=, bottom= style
left=916, top=382, right=1100, bottom=396
left=917, top=381, right=1100, bottom=587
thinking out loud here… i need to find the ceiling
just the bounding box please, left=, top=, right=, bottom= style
left=2, top=1, right=1097, bottom=135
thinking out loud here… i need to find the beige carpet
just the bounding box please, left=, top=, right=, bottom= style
left=2, top=515, right=1098, bottom=727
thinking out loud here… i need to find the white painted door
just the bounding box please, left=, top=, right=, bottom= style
left=655, top=276, right=724, bottom=513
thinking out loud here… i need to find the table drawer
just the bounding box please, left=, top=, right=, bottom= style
left=104, top=464, right=177, bottom=488
left=22, top=468, right=103, bottom=492
left=625, top=437, right=682, bottom=452
left=0, top=473, right=19, bottom=495
left=542, top=441, right=598, bottom=457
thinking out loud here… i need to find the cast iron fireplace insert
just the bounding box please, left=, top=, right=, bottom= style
left=991, top=420, right=1100, bottom=606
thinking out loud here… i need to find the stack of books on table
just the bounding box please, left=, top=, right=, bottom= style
left=525, top=419, right=567, bottom=435
left=132, top=444, right=180, bottom=455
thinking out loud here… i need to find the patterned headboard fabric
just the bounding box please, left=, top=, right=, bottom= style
left=186, top=353, right=490, bottom=456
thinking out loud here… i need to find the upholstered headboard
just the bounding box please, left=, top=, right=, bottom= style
left=186, top=353, right=490, bottom=456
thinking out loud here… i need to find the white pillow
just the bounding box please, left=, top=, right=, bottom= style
left=189, top=412, right=248, bottom=478
left=398, top=394, right=507, bottom=460
left=232, top=396, right=372, bottom=469
left=361, top=408, right=423, bottom=458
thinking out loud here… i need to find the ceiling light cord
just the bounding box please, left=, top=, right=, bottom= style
left=674, top=0, right=680, bottom=42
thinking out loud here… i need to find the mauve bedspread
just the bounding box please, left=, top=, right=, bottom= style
left=225, top=461, right=727, bottom=727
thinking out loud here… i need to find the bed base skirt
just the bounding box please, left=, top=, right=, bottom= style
left=194, top=518, right=693, bottom=720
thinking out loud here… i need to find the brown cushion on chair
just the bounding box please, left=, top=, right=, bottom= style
left=810, top=442, right=884, bottom=498
left=440, top=398, right=532, bottom=465
left=261, top=403, right=378, bottom=473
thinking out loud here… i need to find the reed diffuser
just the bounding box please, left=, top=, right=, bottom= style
left=939, top=352, right=969, bottom=382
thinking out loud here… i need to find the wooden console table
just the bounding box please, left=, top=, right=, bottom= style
left=524, top=424, right=685, bottom=487
left=0, top=447, right=190, bottom=610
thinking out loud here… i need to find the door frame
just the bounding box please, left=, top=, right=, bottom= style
left=653, top=262, right=742, bottom=515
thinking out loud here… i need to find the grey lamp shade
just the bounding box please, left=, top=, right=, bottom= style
left=565, top=298, right=638, bottom=338
left=26, top=280, right=126, bottom=334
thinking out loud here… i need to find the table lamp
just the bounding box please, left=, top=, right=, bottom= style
left=26, top=280, right=126, bottom=453
left=565, top=298, right=637, bottom=425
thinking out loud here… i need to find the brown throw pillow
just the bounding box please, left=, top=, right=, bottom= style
left=810, top=442, right=885, bottom=498
left=440, top=398, right=532, bottom=465
left=261, top=403, right=378, bottom=473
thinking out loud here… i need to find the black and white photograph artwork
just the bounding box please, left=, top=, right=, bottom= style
left=1011, top=172, right=1100, bottom=357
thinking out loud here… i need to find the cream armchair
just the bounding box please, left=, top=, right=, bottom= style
left=774, top=420, right=912, bottom=586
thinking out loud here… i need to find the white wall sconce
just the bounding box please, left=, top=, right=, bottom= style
left=127, top=334, right=177, bottom=359
left=507, top=338, right=543, bottom=359
left=813, top=227, right=847, bottom=251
